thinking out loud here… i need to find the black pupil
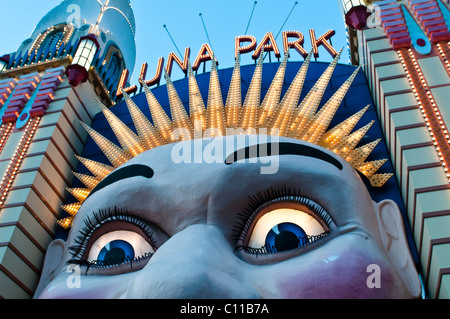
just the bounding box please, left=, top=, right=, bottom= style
left=104, top=248, right=127, bottom=263
left=274, top=231, right=300, bottom=252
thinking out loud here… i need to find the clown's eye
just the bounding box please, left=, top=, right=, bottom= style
left=237, top=191, right=334, bottom=256
left=68, top=209, right=167, bottom=275
left=87, top=230, right=155, bottom=266
left=247, top=208, right=330, bottom=253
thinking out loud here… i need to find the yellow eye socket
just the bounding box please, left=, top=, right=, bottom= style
left=240, top=196, right=333, bottom=255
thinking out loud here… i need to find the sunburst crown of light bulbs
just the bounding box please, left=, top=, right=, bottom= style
left=58, top=49, right=393, bottom=229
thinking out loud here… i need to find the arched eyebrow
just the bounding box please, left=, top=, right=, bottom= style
left=87, top=164, right=155, bottom=198
left=224, top=142, right=343, bottom=170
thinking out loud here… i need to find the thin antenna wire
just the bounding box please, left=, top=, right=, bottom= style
left=265, top=1, right=299, bottom=61
left=163, top=24, right=183, bottom=57
left=275, top=1, right=299, bottom=40
left=245, top=1, right=258, bottom=35
left=199, top=13, right=214, bottom=52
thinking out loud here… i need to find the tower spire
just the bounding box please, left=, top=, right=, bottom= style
left=91, top=0, right=111, bottom=34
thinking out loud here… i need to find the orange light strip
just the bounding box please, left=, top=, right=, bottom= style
left=139, top=57, right=165, bottom=88
left=252, top=32, right=281, bottom=60
left=116, top=69, right=138, bottom=99
left=166, top=48, right=190, bottom=76
left=0, top=117, right=41, bottom=206
left=436, top=41, right=450, bottom=76
left=398, top=48, right=450, bottom=182
left=192, top=43, right=216, bottom=72
left=282, top=31, right=308, bottom=58
left=235, top=35, right=257, bottom=59
left=310, top=29, right=338, bottom=58
left=0, top=123, right=14, bottom=155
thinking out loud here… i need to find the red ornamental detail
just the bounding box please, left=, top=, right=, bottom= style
left=30, top=68, right=64, bottom=117
left=65, top=64, right=89, bottom=87
left=409, top=0, right=450, bottom=43
left=345, top=5, right=370, bottom=30
left=2, top=74, right=41, bottom=123
left=378, top=3, right=411, bottom=50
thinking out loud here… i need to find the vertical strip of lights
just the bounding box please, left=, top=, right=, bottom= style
left=0, top=117, right=41, bottom=206
left=436, top=42, right=450, bottom=75
left=0, top=123, right=14, bottom=154
left=0, top=78, right=16, bottom=153
left=398, top=48, right=450, bottom=183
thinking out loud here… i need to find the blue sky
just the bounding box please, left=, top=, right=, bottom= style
left=0, top=0, right=350, bottom=84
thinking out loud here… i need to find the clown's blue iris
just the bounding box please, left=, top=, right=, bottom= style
left=265, top=223, right=307, bottom=252
left=97, top=240, right=135, bottom=264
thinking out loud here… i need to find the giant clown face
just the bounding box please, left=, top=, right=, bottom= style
left=34, top=135, right=421, bottom=299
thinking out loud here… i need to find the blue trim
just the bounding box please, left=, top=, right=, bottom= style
left=0, top=83, right=16, bottom=126
left=16, top=79, right=43, bottom=130
left=402, top=5, right=432, bottom=55
left=437, top=0, right=450, bottom=30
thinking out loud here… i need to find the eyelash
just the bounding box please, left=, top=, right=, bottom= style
left=233, top=185, right=333, bottom=249
left=68, top=207, right=156, bottom=264
left=68, top=188, right=332, bottom=267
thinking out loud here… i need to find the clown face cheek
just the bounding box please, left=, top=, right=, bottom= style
left=38, top=274, right=130, bottom=299
left=273, top=238, right=401, bottom=299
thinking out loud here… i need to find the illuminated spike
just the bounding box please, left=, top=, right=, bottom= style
left=369, top=173, right=393, bottom=188
left=288, top=48, right=343, bottom=138
left=67, top=188, right=91, bottom=203
left=205, top=55, right=227, bottom=137
left=61, top=202, right=82, bottom=217
left=164, top=72, right=194, bottom=140
left=238, top=51, right=264, bottom=132
left=75, top=155, right=114, bottom=180
left=81, top=122, right=133, bottom=168
left=225, top=54, right=242, bottom=129
left=259, top=52, right=289, bottom=128
left=271, top=50, right=313, bottom=136
left=60, top=51, right=396, bottom=230
left=187, top=62, right=207, bottom=138
left=357, top=159, right=388, bottom=179
left=334, top=121, right=375, bottom=157
left=122, top=90, right=166, bottom=149
left=298, top=66, right=362, bottom=144
left=98, top=99, right=145, bottom=157
left=320, top=105, right=370, bottom=149
left=142, top=81, right=175, bottom=143
left=57, top=217, right=74, bottom=230
left=73, top=172, right=101, bottom=190
left=346, top=139, right=381, bottom=167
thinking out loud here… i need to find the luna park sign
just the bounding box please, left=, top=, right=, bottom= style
left=116, top=29, right=338, bottom=98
